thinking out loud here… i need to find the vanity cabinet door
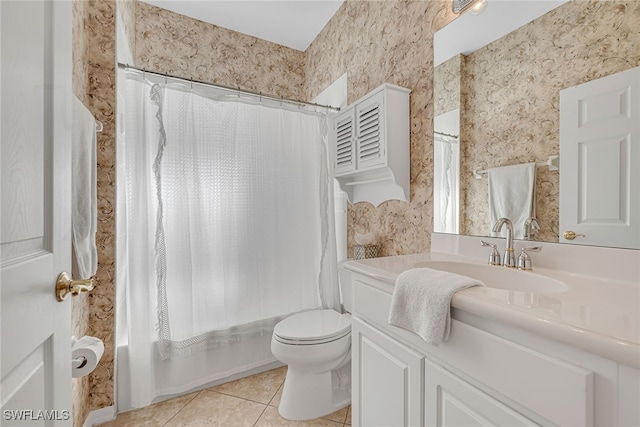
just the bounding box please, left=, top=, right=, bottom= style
left=352, top=317, right=423, bottom=427
left=424, top=359, right=540, bottom=427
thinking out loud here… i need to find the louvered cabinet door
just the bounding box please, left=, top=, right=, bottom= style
left=356, top=91, right=386, bottom=170
left=334, top=107, right=356, bottom=176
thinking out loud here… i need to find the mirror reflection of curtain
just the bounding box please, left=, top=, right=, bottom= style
left=117, top=71, right=338, bottom=408
left=433, top=135, right=459, bottom=234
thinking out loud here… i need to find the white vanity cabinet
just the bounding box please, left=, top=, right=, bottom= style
left=424, top=358, right=541, bottom=427
left=332, top=84, right=410, bottom=206
left=346, top=268, right=639, bottom=427
left=352, top=317, right=423, bottom=427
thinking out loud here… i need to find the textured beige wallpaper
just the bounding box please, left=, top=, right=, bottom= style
left=134, top=1, right=306, bottom=100
left=306, top=0, right=456, bottom=258
left=459, top=0, right=640, bottom=242
left=434, top=54, right=462, bottom=117
left=72, top=1, right=100, bottom=425
left=72, top=2, right=90, bottom=424
left=72, top=0, right=117, bottom=421
left=118, top=0, right=136, bottom=59
left=84, top=0, right=118, bottom=411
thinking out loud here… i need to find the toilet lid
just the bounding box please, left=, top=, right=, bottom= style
left=274, top=309, right=351, bottom=343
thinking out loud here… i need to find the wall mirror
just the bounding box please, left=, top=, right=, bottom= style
left=433, top=0, right=639, bottom=249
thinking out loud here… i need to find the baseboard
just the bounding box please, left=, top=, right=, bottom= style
left=83, top=405, right=116, bottom=427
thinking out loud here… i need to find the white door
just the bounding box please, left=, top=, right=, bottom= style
left=559, top=67, right=640, bottom=249
left=1, top=1, right=73, bottom=425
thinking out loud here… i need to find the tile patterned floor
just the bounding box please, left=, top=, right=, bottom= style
left=99, top=367, right=351, bottom=426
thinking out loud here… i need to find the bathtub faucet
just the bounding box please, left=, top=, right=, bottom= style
left=492, top=218, right=516, bottom=268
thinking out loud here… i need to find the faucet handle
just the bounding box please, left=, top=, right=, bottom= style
left=517, top=246, right=542, bottom=271
left=524, top=217, right=541, bottom=240
left=481, top=240, right=501, bottom=266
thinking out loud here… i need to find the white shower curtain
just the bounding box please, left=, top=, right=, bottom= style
left=117, top=70, right=339, bottom=408
left=433, top=135, right=460, bottom=234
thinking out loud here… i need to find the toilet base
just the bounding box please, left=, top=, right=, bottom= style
left=278, top=362, right=351, bottom=421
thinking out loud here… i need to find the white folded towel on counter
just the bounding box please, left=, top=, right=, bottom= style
left=72, top=97, right=98, bottom=279
left=388, top=268, right=484, bottom=346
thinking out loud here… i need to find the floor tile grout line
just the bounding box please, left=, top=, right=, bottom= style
left=202, top=388, right=280, bottom=407
left=267, top=382, right=284, bottom=407
left=161, top=390, right=202, bottom=427
left=253, top=403, right=270, bottom=427
left=111, top=367, right=296, bottom=426
left=160, top=388, right=270, bottom=426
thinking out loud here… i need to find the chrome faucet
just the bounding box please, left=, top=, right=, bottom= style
left=480, top=240, right=501, bottom=265
left=492, top=218, right=516, bottom=268
left=524, top=217, right=540, bottom=240
left=517, top=246, right=542, bottom=270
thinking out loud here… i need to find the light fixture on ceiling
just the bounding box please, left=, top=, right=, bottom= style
left=469, top=0, right=487, bottom=15
left=452, top=0, right=487, bottom=15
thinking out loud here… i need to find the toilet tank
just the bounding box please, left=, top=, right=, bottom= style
left=338, top=264, right=353, bottom=313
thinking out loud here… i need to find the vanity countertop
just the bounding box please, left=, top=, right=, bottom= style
left=343, top=251, right=640, bottom=369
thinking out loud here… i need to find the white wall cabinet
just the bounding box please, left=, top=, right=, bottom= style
left=347, top=270, right=638, bottom=427
left=334, top=107, right=356, bottom=175
left=332, top=84, right=410, bottom=206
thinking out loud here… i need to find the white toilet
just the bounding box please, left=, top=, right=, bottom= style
left=271, top=275, right=353, bottom=421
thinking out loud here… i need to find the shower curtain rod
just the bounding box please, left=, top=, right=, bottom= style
left=118, top=63, right=341, bottom=112
left=435, top=130, right=458, bottom=139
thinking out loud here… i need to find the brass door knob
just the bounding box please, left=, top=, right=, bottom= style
left=56, top=272, right=94, bottom=301
left=563, top=231, right=586, bottom=241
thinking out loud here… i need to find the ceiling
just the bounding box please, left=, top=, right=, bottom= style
left=140, top=0, right=345, bottom=52
left=434, top=0, right=569, bottom=66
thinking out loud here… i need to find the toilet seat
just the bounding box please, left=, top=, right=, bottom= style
left=273, top=309, right=351, bottom=345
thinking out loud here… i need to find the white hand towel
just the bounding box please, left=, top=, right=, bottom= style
left=488, top=163, right=536, bottom=239
left=72, top=97, right=98, bottom=279
left=388, top=268, right=484, bottom=346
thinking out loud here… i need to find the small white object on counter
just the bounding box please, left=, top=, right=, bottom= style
left=354, top=232, right=376, bottom=245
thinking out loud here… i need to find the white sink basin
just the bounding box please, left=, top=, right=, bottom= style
left=413, top=261, right=568, bottom=294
